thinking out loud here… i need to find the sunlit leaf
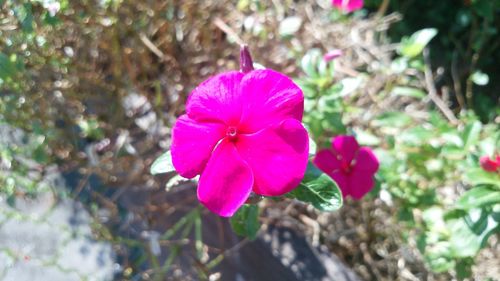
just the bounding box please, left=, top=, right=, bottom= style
left=471, top=71, right=489, bottom=86
left=339, top=77, right=363, bottom=97
left=165, top=174, right=193, bottom=191
left=464, top=168, right=500, bottom=188
left=449, top=210, right=499, bottom=257
left=391, top=86, right=426, bottom=99
left=150, top=151, right=175, bottom=175
left=372, top=112, right=412, bottom=128
left=301, top=49, right=322, bottom=77
left=463, top=120, right=482, bottom=150
left=354, top=129, right=380, bottom=146
left=279, top=16, right=302, bottom=37
left=308, top=136, right=317, bottom=157
left=456, top=187, right=500, bottom=210
left=399, top=28, right=438, bottom=58
left=289, top=163, right=343, bottom=211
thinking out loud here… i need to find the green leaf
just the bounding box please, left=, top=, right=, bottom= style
left=456, top=187, right=500, bottom=210
left=400, top=126, right=435, bottom=146
left=425, top=243, right=455, bottom=273
left=372, top=112, right=412, bottom=128
left=308, top=136, right=317, bottom=156
left=14, top=3, right=34, bottom=33
left=289, top=163, right=343, bottom=211
left=279, top=16, right=302, bottom=37
left=463, top=120, right=482, bottom=150
left=339, top=77, right=363, bottom=97
left=353, top=129, right=380, bottom=146
left=472, top=0, right=494, bottom=21
left=301, top=49, right=322, bottom=77
left=150, top=151, right=175, bottom=175
left=230, top=204, right=260, bottom=240
left=449, top=210, right=499, bottom=257
left=391, top=86, right=426, bottom=99
left=471, top=71, right=489, bottom=86
left=0, top=53, right=18, bottom=80
left=455, top=258, right=473, bottom=279
left=77, top=118, right=104, bottom=139
left=390, top=57, right=409, bottom=73
left=399, top=28, right=438, bottom=58
left=464, top=168, right=500, bottom=188
left=165, top=174, right=193, bottom=191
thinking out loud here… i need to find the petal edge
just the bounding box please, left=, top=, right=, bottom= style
left=236, top=119, right=309, bottom=196
left=198, top=140, right=254, bottom=217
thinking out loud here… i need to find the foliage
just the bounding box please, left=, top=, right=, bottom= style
left=150, top=151, right=175, bottom=175
left=0, top=122, right=51, bottom=200
left=288, top=163, right=343, bottom=212
left=293, top=27, right=500, bottom=278
left=230, top=204, right=260, bottom=240
left=366, top=0, right=500, bottom=121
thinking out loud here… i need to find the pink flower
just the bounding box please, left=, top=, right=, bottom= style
left=171, top=69, right=309, bottom=217
left=332, top=0, right=364, bottom=13
left=313, top=135, right=379, bottom=199
left=323, top=49, right=343, bottom=62
left=480, top=155, right=500, bottom=172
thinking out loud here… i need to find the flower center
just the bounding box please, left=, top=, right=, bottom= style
left=341, top=160, right=353, bottom=174
left=226, top=126, right=238, bottom=141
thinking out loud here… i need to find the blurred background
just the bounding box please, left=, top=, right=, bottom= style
left=0, top=0, right=499, bottom=280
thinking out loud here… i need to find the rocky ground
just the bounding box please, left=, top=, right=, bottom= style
left=0, top=177, right=116, bottom=281
left=0, top=124, right=115, bottom=281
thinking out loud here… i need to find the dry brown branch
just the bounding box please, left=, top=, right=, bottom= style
left=423, top=48, right=459, bottom=125
left=139, top=32, right=166, bottom=61
left=212, top=17, right=245, bottom=46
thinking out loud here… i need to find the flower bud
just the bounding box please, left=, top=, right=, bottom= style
left=240, top=44, right=255, bottom=73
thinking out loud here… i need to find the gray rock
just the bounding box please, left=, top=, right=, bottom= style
left=0, top=193, right=115, bottom=281
left=12, top=191, right=56, bottom=218
left=0, top=148, right=116, bottom=281
left=58, top=238, right=115, bottom=281
left=2, top=260, right=81, bottom=281
left=0, top=218, right=70, bottom=260
left=0, top=251, right=15, bottom=277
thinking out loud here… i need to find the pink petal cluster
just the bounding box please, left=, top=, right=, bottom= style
left=313, top=135, right=379, bottom=199
left=332, top=0, right=364, bottom=13
left=171, top=69, right=309, bottom=217
left=323, top=49, right=343, bottom=62
left=480, top=155, right=500, bottom=173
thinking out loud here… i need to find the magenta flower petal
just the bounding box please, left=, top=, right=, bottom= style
left=237, top=119, right=309, bottom=196
left=354, top=147, right=379, bottom=173
left=313, top=149, right=342, bottom=174
left=348, top=170, right=375, bottom=199
left=197, top=140, right=254, bottom=217
left=239, top=69, right=304, bottom=132
left=171, top=60, right=309, bottom=216
left=314, top=135, right=379, bottom=200
left=480, top=155, right=499, bottom=172
left=332, top=135, right=359, bottom=164
left=330, top=171, right=349, bottom=197
left=171, top=115, right=225, bottom=178
left=332, top=0, right=364, bottom=12
left=186, top=71, right=244, bottom=125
